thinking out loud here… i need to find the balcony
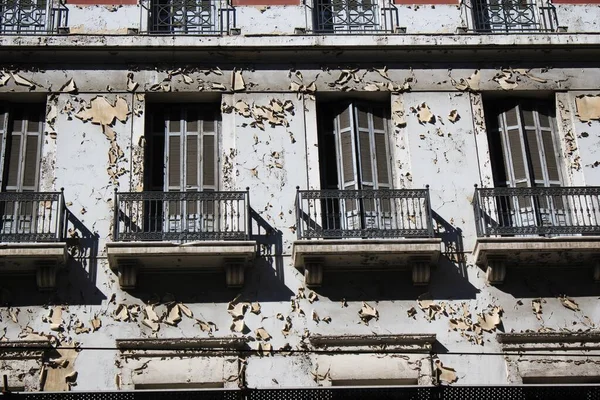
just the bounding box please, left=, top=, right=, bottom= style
left=0, top=191, right=67, bottom=290
left=473, top=186, right=600, bottom=284
left=312, top=0, right=398, bottom=34
left=141, top=0, right=234, bottom=35
left=0, top=0, right=68, bottom=35
left=462, top=0, right=558, bottom=33
left=293, top=188, right=441, bottom=286
left=106, top=190, right=256, bottom=289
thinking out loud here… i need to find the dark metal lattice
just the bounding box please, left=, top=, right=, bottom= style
left=0, top=191, right=66, bottom=242
left=142, top=0, right=234, bottom=34
left=0, top=0, right=68, bottom=34
left=3, top=386, right=600, bottom=400
left=465, top=0, right=558, bottom=32
left=114, top=190, right=250, bottom=242
left=473, top=186, right=600, bottom=237
left=312, top=0, right=398, bottom=33
left=296, top=188, right=434, bottom=239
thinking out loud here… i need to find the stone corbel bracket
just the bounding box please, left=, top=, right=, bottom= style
left=293, top=239, right=442, bottom=287
left=474, top=236, right=600, bottom=285
left=0, top=243, right=68, bottom=291
left=107, top=241, right=257, bottom=289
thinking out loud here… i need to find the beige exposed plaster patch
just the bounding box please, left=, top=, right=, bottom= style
left=11, top=73, right=37, bottom=89
left=450, top=70, right=480, bottom=91
left=75, top=96, right=129, bottom=126
left=60, top=79, right=77, bottom=94
left=42, top=343, right=80, bottom=391
left=575, top=95, right=600, bottom=122
left=232, top=70, right=246, bottom=92
left=435, top=360, right=457, bottom=384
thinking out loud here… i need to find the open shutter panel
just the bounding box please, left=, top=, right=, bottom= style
left=336, top=105, right=357, bottom=190
left=502, top=106, right=528, bottom=185
left=334, top=104, right=358, bottom=215
left=525, top=128, right=544, bottom=184
left=541, top=131, right=560, bottom=182
left=6, top=133, right=21, bottom=190
left=374, top=133, right=389, bottom=185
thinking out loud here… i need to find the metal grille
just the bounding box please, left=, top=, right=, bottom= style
left=312, top=0, right=398, bottom=33
left=0, top=191, right=66, bottom=242
left=248, top=387, right=432, bottom=400
left=473, top=186, right=600, bottom=237
left=296, top=188, right=434, bottom=239
left=442, top=385, right=600, bottom=400
left=464, top=0, right=558, bottom=32
left=3, top=386, right=600, bottom=400
left=114, top=190, right=250, bottom=242
left=0, top=0, right=68, bottom=34
left=142, top=0, right=234, bottom=34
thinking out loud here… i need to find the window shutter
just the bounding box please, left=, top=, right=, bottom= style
left=202, top=134, right=215, bottom=188
left=541, top=132, right=560, bottom=182
left=22, top=135, right=39, bottom=189
left=525, top=129, right=544, bottom=183
left=186, top=136, right=199, bottom=188
left=335, top=105, right=358, bottom=191
left=374, top=133, right=389, bottom=185
left=168, top=135, right=181, bottom=190
left=501, top=106, right=528, bottom=185
left=6, top=134, right=21, bottom=189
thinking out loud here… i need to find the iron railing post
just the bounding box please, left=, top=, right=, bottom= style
left=246, top=187, right=251, bottom=240
left=425, top=185, right=434, bottom=238
left=113, top=188, right=119, bottom=242
left=57, top=188, right=66, bottom=242
left=295, top=187, right=302, bottom=240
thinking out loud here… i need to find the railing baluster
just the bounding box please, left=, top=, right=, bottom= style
left=474, top=187, right=600, bottom=237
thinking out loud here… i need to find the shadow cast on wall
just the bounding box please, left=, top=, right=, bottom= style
left=0, top=209, right=106, bottom=307
left=124, top=208, right=294, bottom=304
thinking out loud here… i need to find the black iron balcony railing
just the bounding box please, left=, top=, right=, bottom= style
left=114, top=190, right=250, bottom=242
left=474, top=186, right=600, bottom=237
left=141, top=0, right=234, bottom=34
left=312, top=0, right=398, bottom=34
left=463, top=0, right=558, bottom=33
left=0, top=191, right=66, bottom=242
left=0, top=0, right=68, bottom=34
left=296, top=187, right=434, bottom=240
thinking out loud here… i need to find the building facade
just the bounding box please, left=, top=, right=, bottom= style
left=1, top=0, right=600, bottom=391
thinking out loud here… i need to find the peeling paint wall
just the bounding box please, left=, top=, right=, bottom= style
left=1, top=59, right=600, bottom=392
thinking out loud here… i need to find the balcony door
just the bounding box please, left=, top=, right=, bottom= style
left=318, top=101, right=391, bottom=235
left=0, top=0, right=50, bottom=34
left=315, top=0, right=379, bottom=33
left=0, top=105, right=44, bottom=236
left=146, top=105, right=218, bottom=238
left=150, top=0, right=215, bottom=33
left=486, top=99, right=566, bottom=231
left=472, top=0, right=540, bottom=32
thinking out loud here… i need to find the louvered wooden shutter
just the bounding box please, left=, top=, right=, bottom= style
left=334, top=105, right=358, bottom=213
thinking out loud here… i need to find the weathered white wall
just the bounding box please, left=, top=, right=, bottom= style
left=1, top=62, right=600, bottom=391
left=58, top=2, right=600, bottom=34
